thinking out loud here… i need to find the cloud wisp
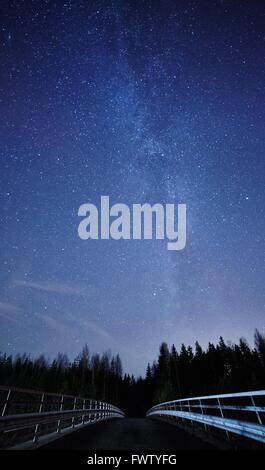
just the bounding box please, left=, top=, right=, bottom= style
left=13, top=279, right=94, bottom=298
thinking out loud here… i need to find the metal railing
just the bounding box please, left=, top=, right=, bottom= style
left=0, top=385, right=124, bottom=449
left=146, top=390, right=265, bottom=445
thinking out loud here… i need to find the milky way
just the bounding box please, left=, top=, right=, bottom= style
left=0, top=1, right=265, bottom=375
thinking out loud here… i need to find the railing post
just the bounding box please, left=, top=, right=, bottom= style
left=95, top=401, right=97, bottom=420
left=89, top=399, right=93, bottom=422
left=71, top=397, right=77, bottom=428
left=82, top=398, right=86, bottom=425
left=57, top=395, right=64, bottom=433
left=33, top=393, right=45, bottom=443
left=217, top=398, right=229, bottom=440
left=179, top=401, right=183, bottom=423
left=188, top=400, right=192, bottom=424
left=199, top=399, right=207, bottom=431
left=251, top=395, right=262, bottom=425
left=1, top=389, right=11, bottom=417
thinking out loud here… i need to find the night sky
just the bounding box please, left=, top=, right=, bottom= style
left=0, top=1, right=265, bottom=376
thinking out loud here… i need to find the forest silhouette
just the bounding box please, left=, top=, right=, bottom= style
left=1, top=329, right=265, bottom=417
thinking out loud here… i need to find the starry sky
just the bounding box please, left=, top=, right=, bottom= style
left=0, top=0, right=265, bottom=376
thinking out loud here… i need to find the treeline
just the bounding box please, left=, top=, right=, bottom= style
left=1, top=330, right=265, bottom=416
left=147, top=330, right=265, bottom=408
left=0, top=346, right=123, bottom=407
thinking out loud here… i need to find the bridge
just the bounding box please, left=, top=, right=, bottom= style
left=1, top=385, right=265, bottom=450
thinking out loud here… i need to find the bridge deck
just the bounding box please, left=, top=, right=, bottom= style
left=41, top=418, right=214, bottom=450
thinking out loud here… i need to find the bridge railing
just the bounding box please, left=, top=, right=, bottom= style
left=146, top=390, right=265, bottom=446
left=0, top=385, right=124, bottom=449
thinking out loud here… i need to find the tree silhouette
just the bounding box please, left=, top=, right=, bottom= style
left=1, top=330, right=265, bottom=416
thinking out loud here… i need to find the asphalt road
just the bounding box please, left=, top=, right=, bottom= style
left=41, top=418, right=214, bottom=450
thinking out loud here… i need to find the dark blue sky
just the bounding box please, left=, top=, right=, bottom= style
left=0, top=0, right=265, bottom=375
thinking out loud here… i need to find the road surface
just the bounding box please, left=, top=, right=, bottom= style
left=42, top=418, right=214, bottom=450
